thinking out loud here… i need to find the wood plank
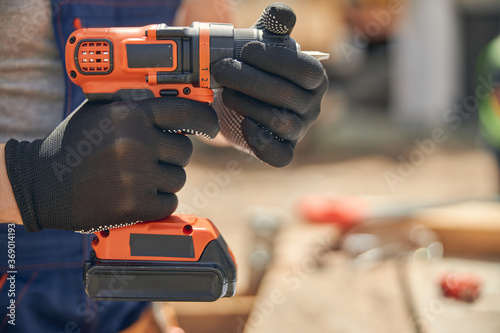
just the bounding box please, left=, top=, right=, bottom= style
left=406, top=257, right=500, bottom=333
left=409, top=201, right=500, bottom=257
left=244, top=224, right=413, bottom=333
left=172, top=296, right=255, bottom=333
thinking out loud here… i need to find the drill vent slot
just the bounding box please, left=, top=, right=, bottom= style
left=78, top=40, right=111, bottom=73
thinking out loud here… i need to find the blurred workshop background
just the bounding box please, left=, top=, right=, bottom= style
left=170, top=0, right=500, bottom=332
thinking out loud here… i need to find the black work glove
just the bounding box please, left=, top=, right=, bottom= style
left=5, top=98, right=219, bottom=232
left=212, top=3, right=328, bottom=167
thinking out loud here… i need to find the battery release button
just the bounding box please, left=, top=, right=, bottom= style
left=160, top=89, right=179, bottom=97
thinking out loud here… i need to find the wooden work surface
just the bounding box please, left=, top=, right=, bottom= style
left=244, top=224, right=412, bottom=333
left=244, top=222, right=500, bottom=333
left=407, top=258, right=500, bottom=333
left=173, top=146, right=500, bottom=332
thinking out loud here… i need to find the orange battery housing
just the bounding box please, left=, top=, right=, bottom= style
left=93, top=214, right=224, bottom=262
left=84, top=215, right=237, bottom=302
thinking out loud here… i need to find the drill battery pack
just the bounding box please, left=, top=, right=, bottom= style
left=83, top=215, right=237, bottom=302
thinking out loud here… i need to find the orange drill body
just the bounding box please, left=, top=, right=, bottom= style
left=65, top=21, right=297, bottom=104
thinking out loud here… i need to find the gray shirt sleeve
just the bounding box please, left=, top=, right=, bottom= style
left=0, top=0, right=65, bottom=142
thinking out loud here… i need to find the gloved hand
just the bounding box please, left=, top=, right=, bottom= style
left=4, top=98, right=219, bottom=232
left=212, top=3, right=328, bottom=167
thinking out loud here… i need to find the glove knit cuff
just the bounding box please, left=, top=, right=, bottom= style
left=5, top=139, right=41, bottom=232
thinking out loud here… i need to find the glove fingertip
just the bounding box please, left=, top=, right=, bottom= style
left=196, top=103, right=221, bottom=139
left=239, top=41, right=266, bottom=63
left=255, top=2, right=297, bottom=35
left=298, top=53, right=329, bottom=90
left=241, top=118, right=293, bottom=168
left=150, top=97, right=220, bottom=139
left=160, top=192, right=178, bottom=217
left=240, top=42, right=328, bottom=91
left=220, top=88, right=238, bottom=108
left=212, top=58, right=241, bottom=82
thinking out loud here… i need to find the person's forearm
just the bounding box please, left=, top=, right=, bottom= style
left=0, top=143, right=22, bottom=224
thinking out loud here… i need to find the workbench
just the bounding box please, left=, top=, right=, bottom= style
left=244, top=220, right=500, bottom=333
left=171, top=147, right=500, bottom=333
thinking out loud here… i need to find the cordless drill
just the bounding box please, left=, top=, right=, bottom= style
left=66, top=4, right=323, bottom=302
left=65, top=8, right=298, bottom=104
